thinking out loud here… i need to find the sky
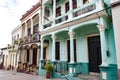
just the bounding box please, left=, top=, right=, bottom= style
left=0, top=0, right=39, bottom=48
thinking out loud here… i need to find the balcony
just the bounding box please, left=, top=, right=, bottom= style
left=43, top=0, right=104, bottom=29
left=19, top=34, right=40, bottom=46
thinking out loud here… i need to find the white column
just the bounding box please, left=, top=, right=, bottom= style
left=51, top=34, right=56, bottom=61
left=25, top=50, right=27, bottom=63
left=14, top=54, right=16, bottom=67
left=24, top=49, right=26, bottom=63
left=10, top=54, right=12, bottom=66
left=8, top=54, right=11, bottom=66
left=52, top=0, right=56, bottom=25
left=31, top=18, right=33, bottom=34
left=41, top=5, right=44, bottom=31
left=13, top=54, right=15, bottom=67
left=12, top=54, right=14, bottom=67
left=40, top=37, right=44, bottom=60
left=11, top=54, right=12, bottom=66
left=25, top=22, right=28, bottom=36
left=39, top=12, right=41, bottom=31
left=69, top=0, right=73, bottom=20
left=68, top=31, right=75, bottom=63
left=97, top=24, right=108, bottom=66
left=16, top=53, right=19, bottom=67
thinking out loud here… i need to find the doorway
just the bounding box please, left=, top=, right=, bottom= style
left=33, top=48, right=37, bottom=65
left=87, top=36, right=102, bottom=73
left=55, top=42, right=60, bottom=60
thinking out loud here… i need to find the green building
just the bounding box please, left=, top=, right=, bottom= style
left=39, top=0, right=118, bottom=80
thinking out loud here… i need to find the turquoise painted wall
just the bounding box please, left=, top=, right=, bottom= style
left=74, top=24, right=99, bottom=62
left=106, top=26, right=117, bottom=64
left=46, top=20, right=117, bottom=74
left=102, top=16, right=117, bottom=65
left=60, top=39, right=67, bottom=61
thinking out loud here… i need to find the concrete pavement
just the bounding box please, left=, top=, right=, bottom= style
left=0, top=70, right=100, bottom=80
left=0, top=70, right=63, bottom=80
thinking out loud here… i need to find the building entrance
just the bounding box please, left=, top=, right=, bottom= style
left=87, top=36, right=102, bottom=73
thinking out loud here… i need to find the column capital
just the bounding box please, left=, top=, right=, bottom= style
left=68, top=31, right=75, bottom=36
left=53, top=0, right=56, bottom=2
left=97, top=24, right=105, bottom=32
left=40, top=38, right=44, bottom=42
left=51, top=34, right=57, bottom=40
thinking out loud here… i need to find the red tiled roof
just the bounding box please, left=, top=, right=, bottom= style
left=20, top=2, right=41, bottom=21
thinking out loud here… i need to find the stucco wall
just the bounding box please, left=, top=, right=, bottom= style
left=111, top=4, right=120, bottom=68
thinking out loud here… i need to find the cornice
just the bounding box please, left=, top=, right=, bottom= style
left=110, top=0, right=120, bottom=6
left=20, top=2, right=41, bottom=21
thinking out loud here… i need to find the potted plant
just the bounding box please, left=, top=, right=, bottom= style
left=44, top=62, right=53, bottom=79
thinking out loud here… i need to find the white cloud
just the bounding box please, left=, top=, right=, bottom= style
left=0, top=0, right=39, bottom=48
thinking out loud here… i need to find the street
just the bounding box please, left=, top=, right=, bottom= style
left=0, top=70, right=63, bottom=80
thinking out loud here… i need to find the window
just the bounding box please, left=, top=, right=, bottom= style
left=43, top=47, right=46, bottom=59
left=56, top=7, right=61, bottom=23
left=83, top=0, right=89, bottom=4
left=65, top=2, right=69, bottom=20
left=65, top=2, right=69, bottom=13
left=72, top=0, right=77, bottom=9
left=17, top=34, right=19, bottom=39
left=56, top=7, right=61, bottom=17
left=45, top=7, right=50, bottom=17
left=33, top=24, right=39, bottom=40
left=14, top=36, right=16, bottom=40
left=27, top=49, right=29, bottom=62
left=55, top=42, right=60, bottom=60
left=28, top=28, right=31, bottom=36
left=73, top=0, right=78, bottom=17
left=33, top=24, right=38, bottom=34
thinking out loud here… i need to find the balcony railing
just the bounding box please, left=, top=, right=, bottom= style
left=55, top=13, right=69, bottom=24
left=72, top=3, right=96, bottom=18
left=19, top=34, right=40, bottom=46
left=43, top=0, right=104, bottom=29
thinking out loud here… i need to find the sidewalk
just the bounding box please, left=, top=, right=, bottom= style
left=0, top=70, right=63, bottom=80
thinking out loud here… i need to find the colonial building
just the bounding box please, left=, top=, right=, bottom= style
left=0, top=25, right=22, bottom=70
left=1, top=47, right=9, bottom=70
left=0, top=50, right=4, bottom=69
left=7, top=25, right=22, bottom=70
left=17, top=2, right=42, bottom=74
left=38, top=0, right=117, bottom=80
left=110, top=0, right=120, bottom=79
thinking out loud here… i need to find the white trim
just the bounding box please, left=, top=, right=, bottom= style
left=110, top=0, right=120, bottom=6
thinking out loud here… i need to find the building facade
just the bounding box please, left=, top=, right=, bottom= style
left=0, top=50, right=3, bottom=69
left=7, top=25, right=22, bottom=70
left=1, top=47, right=9, bottom=70
left=110, top=0, right=120, bottom=79
left=38, top=0, right=118, bottom=80
left=17, top=2, right=42, bottom=74
left=0, top=25, right=22, bottom=70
